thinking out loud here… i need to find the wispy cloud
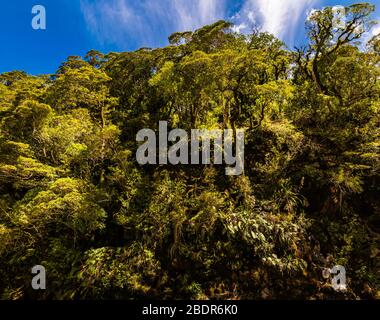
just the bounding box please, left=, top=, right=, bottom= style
left=80, top=0, right=326, bottom=49
left=235, top=0, right=319, bottom=43
left=80, top=0, right=226, bottom=49
left=371, top=24, right=380, bottom=36
left=361, top=17, right=380, bottom=47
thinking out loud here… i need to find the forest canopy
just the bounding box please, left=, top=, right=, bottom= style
left=0, top=3, right=379, bottom=299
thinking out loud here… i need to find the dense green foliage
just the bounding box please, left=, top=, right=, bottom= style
left=0, top=3, right=379, bottom=299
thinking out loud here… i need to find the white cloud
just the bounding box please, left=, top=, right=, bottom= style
left=236, top=0, right=319, bottom=43
left=356, top=18, right=379, bottom=48
left=231, top=23, right=248, bottom=34
left=80, top=0, right=325, bottom=49
left=372, top=25, right=380, bottom=37
left=80, top=0, right=226, bottom=49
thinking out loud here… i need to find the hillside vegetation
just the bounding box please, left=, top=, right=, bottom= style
left=0, top=3, right=379, bottom=299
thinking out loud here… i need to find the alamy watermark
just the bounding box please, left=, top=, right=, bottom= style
left=332, top=6, right=346, bottom=30
left=308, top=5, right=347, bottom=30
left=323, top=265, right=347, bottom=292
left=136, top=121, right=245, bottom=176
left=31, top=5, right=46, bottom=30
left=31, top=265, right=46, bottom=290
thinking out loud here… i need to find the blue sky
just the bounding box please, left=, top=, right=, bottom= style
left=1, top=0, right=379, bottom=75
